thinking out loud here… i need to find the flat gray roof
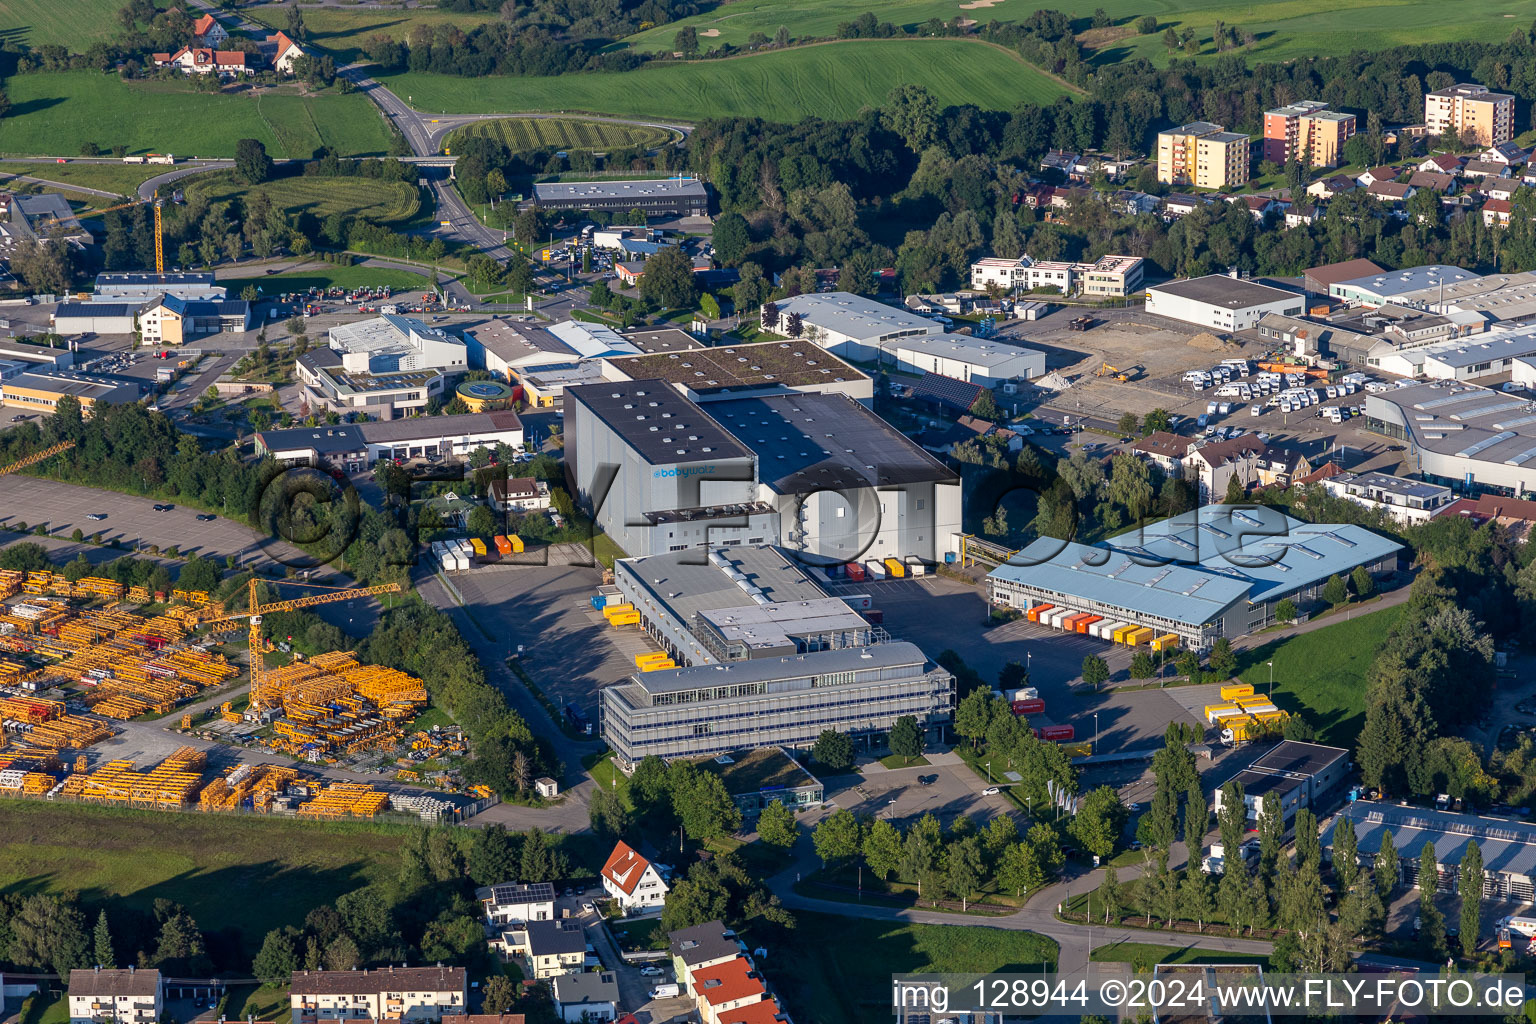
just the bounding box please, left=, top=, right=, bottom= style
left=696, top=598, right=870, bottom=652
left=1335, top=264, right=1482, bottom=299
left=1248, top=740, right=1350, bottom=777
left=622, top=327, right=705, bottom=354
left=1366, top=381, right=1536, bottom=466
left=6, top=370, right=139, bottom=403
left=626, top=641, right=930, bottom=695
left=1330, top=802, right=1536, bottom=879
left=1333, top=471, right=1450, bottom=501
left=884, top=332, right=1044, bottom=369
left=532, top=177, right=706, bottom=202
left=990, top=505, right=1403, bottom=626
left=616, top=545, right=828, bottom=630
left=463, top=319, right=570, bottom=362
left=1150, top=275, right=1301, bottom=310
left=566, top=378, right=751, bottom=465
left=705, top=392, right=958, bottom=492
left=773, top=291, right=940, bottom=343
left=604, top=340, right=866, bottom=390
left=1421, top=328, right=1536, bottom=369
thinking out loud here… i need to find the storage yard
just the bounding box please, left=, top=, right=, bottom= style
left=0, top=568, right=473, bottom=822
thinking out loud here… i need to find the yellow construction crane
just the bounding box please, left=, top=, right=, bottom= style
left=200, top=579, right=402, bottom=712
left=42, top=192, right=167, bottom=274
left=0, top=441, right=75, bottom=476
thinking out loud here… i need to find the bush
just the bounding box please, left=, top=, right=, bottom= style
left=71, top=528, right=84, bottom=542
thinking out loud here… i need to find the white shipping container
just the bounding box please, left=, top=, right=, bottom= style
left=866, top=560, right=888, bottom=579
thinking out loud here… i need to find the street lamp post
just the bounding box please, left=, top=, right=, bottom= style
left=1268, top=660, right=1274, bottom=695
left=986, top=761, right=992, bottom=783
left=1094, top=711, right=1100, bottom=755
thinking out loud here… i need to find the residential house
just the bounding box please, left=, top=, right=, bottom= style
left=191, top=13, right=228, bottom=46
left=153, top=47, right=249, bottom=75
left=1481, top=141, right=1527, bottom=165
left=1019, top=183, right=1055, bottom=210
left=1320, top=470, right=1453, bottom=524
left=1356, top=166, right=1402, bottom=188
left=601, top=840, right=668, bottom=912
left=1131, top=431, right=1194, bottom=477
left=1306, top=174, right=1357, bottom=199
left=615, top=262, right=645, bottom=287
left=478, top=882, right=556, bottom=926
left=1181, top=437, right=1311, bottom=502
left=497, top=920, right=585, bottom=980
left=1482, top=197, right=1513, bottom=228
left=715, top=1002, right=789, bottom=1024
left=456, top=1017, right=526, bottom=1024
left=1407, top=171, right=1457, bottom=194
left=1160, top=193, right=1211, bottom=219
left=487, top=476, right=551, bottom=512
left=1237, top=195, right=1281, bottom=222
left=551, top=972, right=619, bottom=1023
left=1112, top=189, right=1159, bottom=215
left=288, top=967, right=467, bottom=1024
left=1039, top=150, right=1079, bottom=177
left=1441, top=493, right=1536, bottom=540
left=1483, top=178, right=1519, bottom=202
left=1285, top=204, right=1319, bottom=228
left=1418, top=153, right=1465, bottom=174
left=669, top=922, right=747, bottom=995
left=138, top=294, right=253, bottom=344
left=1462, top=159, right=1511, bottom=180
left=1365, top=180, right=1414, bottom=215
left=267, top=31, right=305, bottom=74
left=692, top=958, right=767, bottom=1024
left=68, top=968, right=162, bottom=1024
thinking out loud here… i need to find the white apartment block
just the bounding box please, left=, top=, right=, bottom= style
left=68, top=969, right=162, bottom=1024
left=969, top=254, right=1144, bottom=297
left=290, top=966, right=467, bottom=1023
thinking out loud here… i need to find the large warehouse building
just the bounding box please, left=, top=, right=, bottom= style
left=530, top=178, right=708, bottom=218
left=1364, top=381, right=1536, bottom=495
left=1146, top=274, right=1305, bottom=331
left=878, top=334, right=1044, bottom=385
left=770, top=292, right=943, bottom=361
left=986, top=505, right=1403, bottom=651
left=1327, top=802, right=1536, bottom=901
left=565, top=380, right=960, bottom=563
left=601, top=340, right=874, bottom=405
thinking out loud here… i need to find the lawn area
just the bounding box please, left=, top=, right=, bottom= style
left=0, top=0, right=126, bottom=49
left=222, top=264, right=429, bottom=298
left=0, top=798, right=406, bottom=959
left=220, top=985, right=291, bottom=1024
left=0, top=160, right=163, bottom=200
left=587, top=751, right=634, bottom=810
left=258, top=5, right=495, bottom=62
left=1090, top=941, right=1271, bottom=972
left=608, top=916, right=667, bottom=952
left=1233, top=604, right=1407, bottom=747
left=186, top=172, right=421, bottom=226
left=761, top=911, right=1056, bottom=1023
left=444, top=117, right=677, bottom=155
left=0, top=73, right=392, bottom=159
left=880, top=753, right=930, bottom=769
left=380, top=39, right=1076, bottom=123
left=623, top=0, right=1536, bottom=67
left=19, top=991, right=68, bottom=1024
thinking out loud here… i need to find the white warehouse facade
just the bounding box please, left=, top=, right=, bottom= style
left=1146, top=274, right=1305, bottom=331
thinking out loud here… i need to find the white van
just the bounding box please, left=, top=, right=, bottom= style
left=1250, top=404, right=1261, bottom=417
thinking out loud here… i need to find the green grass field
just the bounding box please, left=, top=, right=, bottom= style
left=253, top=5, right=494, bottom=62
left=0, top=160, right=166, bottom=209
left=619, top=0, right=1535, bottom=66
left=186, top=171, right=421, bottom=225
left=1090, top=941, right=1271, bottom=972
left=0, top=799, right=405, bottom=957
left=0, top=0, right=126, bottom=49
left=0, top=73, right=393, bottom=159
left=222, top=265, right=430, bottom=298
left=444, top=117, right=676, bottom=154
left=383, top=39, right=1076, bottom=122
left=763, top=911, right=1057, bottom=1022
left=1234, top=603, right=1407, bottom=747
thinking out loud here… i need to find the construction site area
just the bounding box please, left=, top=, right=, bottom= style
left=0, top=569, right=484, bottom=822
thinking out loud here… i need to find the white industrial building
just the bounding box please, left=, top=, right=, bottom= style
left=878, top=334, right=1044, bottom=384
left=462, top=317, right=641, bottom=380
left=1329, top=264, right=1483, bottom=307
left=93, top=272, right=224, bottom=302
left=771, top=291, right=942, bottom=361
left=1371, top=325, right=1536, bottom=381
left=1319, top=470, right=1454, bottom=524
left=564, top=379, right=960, bottom=564
left=1213, top=741, right=1350, bottom=829
left=1364, top=381, right=1536, bottom=494
left=1146, top=274, right=1304, bottom=331
left=52, top=303, right=139, bottom=335
left=253, top=411, right=524, bottom=470
left=328, top=315, right=467, bottom=374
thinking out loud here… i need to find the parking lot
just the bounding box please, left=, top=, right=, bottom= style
left=832, top=757, right=1015, bottom=830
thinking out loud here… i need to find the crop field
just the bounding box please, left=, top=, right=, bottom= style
left=186, top=171, right=421, bottom=225
left=0, top=0, right=125, bottom=50
left=444, top=117, right=677, bottom=154
left=385, top=39, right=1075, bottom=122
left=0, top=73, right=393, bottom=159
left=250, top=5, right=494, bottom=62
left=0, top=799, right=405, bottom=958
left=620, top=0, right=1531, bottom=66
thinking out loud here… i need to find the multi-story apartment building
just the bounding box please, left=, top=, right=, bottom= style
left=289, top=967, right=467, bottom=1023
left=969, top=254, right=1144, bottom=297
left=68, top=969, right=162, bottom=1024
left=1157, top=122, right=1251, bottom=189
left=1262, top=102, right=1356, bottom=167
left=1425, top=83, right=1515, bottom=146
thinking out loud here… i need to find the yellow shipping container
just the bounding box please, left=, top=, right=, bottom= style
left=1220, top=683, right=1255, bottom=700
left=602, top=603, right=634, bottom=619
left=1124, top=626, right=1154, bottom=646
left=1204, top=703, right=1241, bottom=720
left=1233, top=695, right=1270, bottom=708
left=883, top=558, right=906, bottom=578
left=1151, top=633, right=1180, bottom=652
left=1111, top=624, right=1133, bottom=643
left=510, top=535, right=525, bottom=553
left=634, top=652, right=669, bottom=668
left=640, top=659, right=676, bottom=671
left=609, top=612, right=640, bottom=626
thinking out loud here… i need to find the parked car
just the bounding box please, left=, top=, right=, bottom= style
left=196, top=513, right=216, bottom=521
left=982, top=786, right=1000, bottom=796
left=153, top=504, right=174, bottom=512
left=639, top=966, right=665, bottom=977
left=581, top=902, right=595, bottom=914
left=87, top=513, right=108, bottom=521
